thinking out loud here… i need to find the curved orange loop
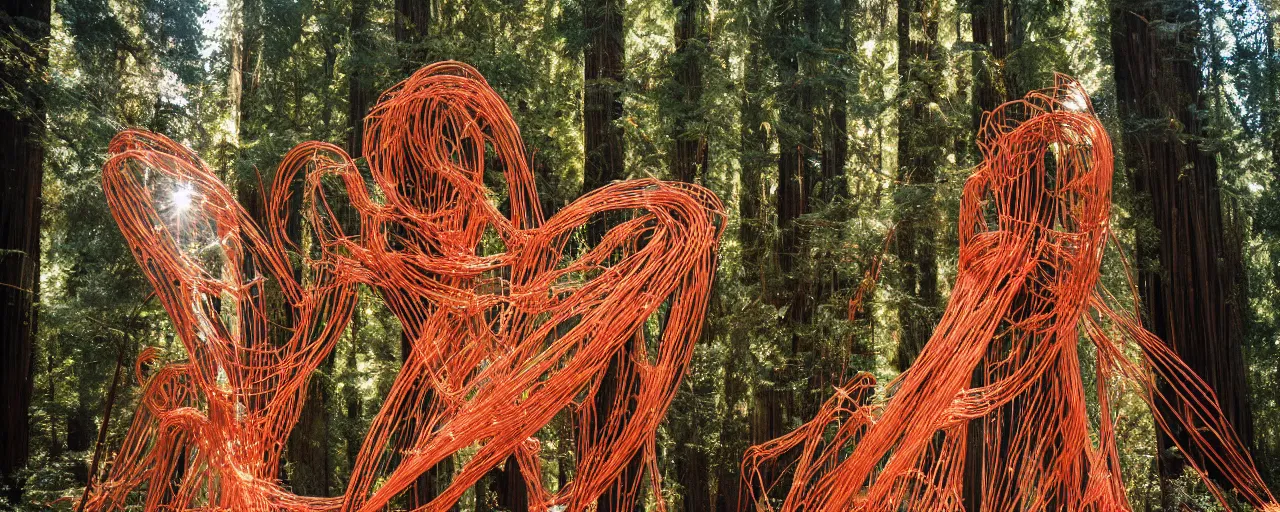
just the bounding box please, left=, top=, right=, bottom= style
left=742, top=75, right=1277, bottom=512
left=84, top=61, right=725, bottom=512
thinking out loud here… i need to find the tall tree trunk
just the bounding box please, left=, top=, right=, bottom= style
left=342, top=308, right=364, bottom=476
left=1271, top=19, right=1279, bottom=174
left=893, top=0, right=942, bottom=372
left=815, top=0, right=853, bottom=393
left=1269, top=18, right=1280, bottom=308
left=217, top=0, right=244, bottom=178
left=668, top=0, right=713, bottom=509
left=784, top=0, right=817, bottom=417
left=1265, top=22, right=1280, bottom=480
left=390, top=1, right=454, bottom=506
left=673, top=416, right=711, bottom=512
left=581, top=0, right=626, bottom=236
left=751, top=0, right=821, bottom=497
left=1111, top=0, right=1254, bottom=502
left=396, top=0, right=433, bottom=71
left=970, top=0, right=1007, bottom=134
left=281, top=114, right=327, bottom=494
left=67, top=371, right=97, bottom=485
left=231, top=0, right=262, bottom=219
left=45, top=352, right=59, bottom=462
left=670, top=0, right=707, bottom=184
left=339, top=0, right=372, bottom=489
left=279, top=0, right=364, bottom=495
left=231, top=0, right=262, bottom=153
left=769, top=0, right=815, bottom=337
left=821, top=0, right=851, bottom=205
left=581, top=0, right=638, bottom=509
left=494, top=455, right=528, bottom=511
left=0, top=0, right=50, bottom=502
left=963, top=0, right=1007, bottom=507
left=731, top=35, right=769, bottom=512
left=347, top=0, right=373, bottom=159
left=286, top=357, right=333, bottom=496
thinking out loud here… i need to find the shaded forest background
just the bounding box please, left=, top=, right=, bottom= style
left=2, top=0, right=1280, bottom=508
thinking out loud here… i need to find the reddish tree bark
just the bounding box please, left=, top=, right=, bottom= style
left=0, top=0, right=50, bottom=502
left=669, top=0, right=713, bottom=509
left=893, top=0, right=942, bottom=373
left=964, top=0, right=1008, bottom=507
left=733, top=32, right=769, bottom=512
left=1111, top=0, right=1254, bottom=501
left=581, top=0, right=639, bottom=509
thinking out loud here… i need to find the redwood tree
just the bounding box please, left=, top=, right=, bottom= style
left=0, top=0, right=50, bottom=503
left=893, top=0, right=943, bottom=371
left=581, top=0, right=638, bottom=509
left=670, top=0, right=708, bottom=184
left=964, top=0, right=1008, bottom=507
left=341, top=0, right=373, bottom=485
left=736, top=13, right=773, bottom=511
left=1111, top=0, right=1255, bottom=502
left=390, top=0, right=455, bottom=505
left=668, top=0, right=713, bottom=509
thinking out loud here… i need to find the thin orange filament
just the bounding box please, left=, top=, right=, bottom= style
left=85, top=61, right=725, bottom=512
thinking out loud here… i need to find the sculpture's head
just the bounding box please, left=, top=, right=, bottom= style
left=362, top=62, right=542, bottom=258
left=958, top=76, right=1114, bottom=313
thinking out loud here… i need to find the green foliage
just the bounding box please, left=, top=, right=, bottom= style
left=15, top=0, right=1280, bottom=507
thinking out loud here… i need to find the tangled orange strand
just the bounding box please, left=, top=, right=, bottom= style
left=85, top=61, right=724, bottom=511
left=743, top=75, right=1278, bottom=512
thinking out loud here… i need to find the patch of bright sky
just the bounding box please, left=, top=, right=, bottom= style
left=200, top=0, right=228, bottom=63
left=160, top=69, right=189, bottom=107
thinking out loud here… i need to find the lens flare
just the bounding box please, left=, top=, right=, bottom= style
left=170, top=183, right=196, bottom=215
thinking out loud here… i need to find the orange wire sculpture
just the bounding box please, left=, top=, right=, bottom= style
left=743, top=76, right=1278, bottom=511
left=84, top=61, right=725, bottom=511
